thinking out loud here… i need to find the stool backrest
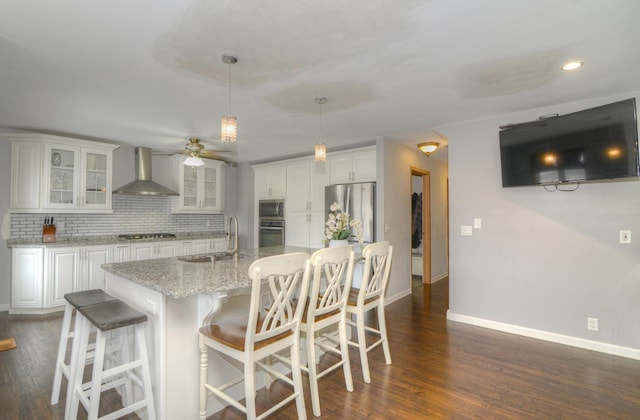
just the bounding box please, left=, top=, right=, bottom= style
left=309, top=246, right=355, bottom=321
left=358, top=241, right=393, bottom=305
left=247, top=252, right=311, bottom=349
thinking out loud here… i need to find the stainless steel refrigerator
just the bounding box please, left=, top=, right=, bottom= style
left=325, top=182, right=376, bottom=243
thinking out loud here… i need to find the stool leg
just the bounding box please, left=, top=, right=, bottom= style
left=66, top=315, right=90, bottom=420
left=119, top=327, right=133, bottom=408
left=51, top=303, right=73, bottom=404
left=135, top=323, right=156, bottom=420
left=87, top=330, right=107, bottom=420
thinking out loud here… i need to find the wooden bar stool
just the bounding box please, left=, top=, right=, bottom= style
left=51, top=289, right=119, bottom=405
left=67, top=300, right=156, bottom=420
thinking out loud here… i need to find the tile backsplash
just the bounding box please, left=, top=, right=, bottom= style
left=10, top=196, right=226, bottom=240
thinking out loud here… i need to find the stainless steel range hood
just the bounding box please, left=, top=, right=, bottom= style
left=112, top=146, right=179, bottom=196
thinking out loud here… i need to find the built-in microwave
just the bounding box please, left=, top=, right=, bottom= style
left=258, top=199, right=284, bottom=219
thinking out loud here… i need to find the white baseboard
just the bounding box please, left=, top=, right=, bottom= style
left=386, top=288, right=412, bottom=305
left=447, top=311, right=640, bottom=361
left=0, top=303, right=9, bottom=313
left=430, top=272, right=448, bottom=283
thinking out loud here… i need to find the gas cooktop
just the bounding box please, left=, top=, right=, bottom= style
left=118, top=233, right=177, bottom=240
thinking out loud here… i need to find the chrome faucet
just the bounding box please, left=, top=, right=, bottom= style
left=227, top=215, right=239, bottom=260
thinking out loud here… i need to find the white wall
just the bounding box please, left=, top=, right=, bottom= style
left=381, top=139, right=449, bottom=301
left=439, top=91, right=640, bottom=351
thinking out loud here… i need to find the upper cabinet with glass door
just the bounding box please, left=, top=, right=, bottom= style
left=8, top=133, right=119, bottom=213
left=170, top=155, right=225, bottom=214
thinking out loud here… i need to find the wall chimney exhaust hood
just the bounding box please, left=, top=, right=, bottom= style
left=112, top=146, right=179, bottom=196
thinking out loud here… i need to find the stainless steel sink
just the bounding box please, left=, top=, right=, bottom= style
left=177, top=252, right=236, bottom=263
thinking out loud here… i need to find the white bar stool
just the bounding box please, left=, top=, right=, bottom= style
left=67, top=300, right=156, bottom=420
left=51, top=289, right=118, bottom=406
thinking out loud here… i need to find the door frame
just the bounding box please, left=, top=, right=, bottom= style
left=410, top=167, right=431, bottom=284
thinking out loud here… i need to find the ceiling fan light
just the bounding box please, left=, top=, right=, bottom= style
left=314, top=143, right=326, bottom=162
left=418, top=142, right=439, bottom=157
left=184, top=155, right=205, bottom=167
left=221, top=115, right=237, bottom=143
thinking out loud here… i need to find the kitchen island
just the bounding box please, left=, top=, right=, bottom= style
left=101, top=245, right=311, bottom=420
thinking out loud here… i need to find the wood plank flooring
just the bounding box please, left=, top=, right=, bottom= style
left=1, top=278, right=640, bottom=419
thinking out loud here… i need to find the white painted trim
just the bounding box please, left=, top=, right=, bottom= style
left=447, top=311, right=640, bottom=361
left=0, top=303, right=9, bottom=313
left=430, top=272, right=448, bottom=283
left=385, top=288, right=412, bottom=305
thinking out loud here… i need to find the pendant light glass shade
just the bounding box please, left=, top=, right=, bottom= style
left=221, top=54, right=237, bottom=143
left=314, top=96, right=327, bottom=162
left=314, top=142, right=327, bottom=162
left=221, top=115, right=237, bottom=143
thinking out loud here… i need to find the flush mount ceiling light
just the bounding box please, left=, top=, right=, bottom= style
left=221, top=54, right=238, bottom=143
left=183, top=138, right=205, bottom=167
left=314, top=96, right=327, bottom=163
left=562, top=60, right=583, bottom=71
left=418, top=142, right=439, bottom=157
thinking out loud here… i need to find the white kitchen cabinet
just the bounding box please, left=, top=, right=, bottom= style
left=42, top=244, right=112, bottom=308
left=254, top=164, right=286, bottom=199
left=9, top=134, right=118, bottom=213
left=10, top=142, right=42, bottom=209
left=328, top=147, right=376, bottom=184
left=180, top=239, right=212, bottom=255
left=83, top=245, right=112, bottom=290
left=131, top=241, right=180, bottom=261
left=171, top=156, right=225, bottom=213
left=11, top=248, right=44, bottom=309
left=44, top=247, right=81, bottom=308
left=285, top=159, right=328, bottom=249
left=180, top=238, right=227, bottom=255
left=113, top=243, right=131, bottom=262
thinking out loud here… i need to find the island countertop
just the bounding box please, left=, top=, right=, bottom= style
left=101, top=245, right=314, bottom=299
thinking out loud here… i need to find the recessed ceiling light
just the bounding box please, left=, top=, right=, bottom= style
left=562, top=61, right=583, bottom=71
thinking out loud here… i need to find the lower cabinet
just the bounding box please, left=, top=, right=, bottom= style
left=11, top=248, right=44, bottom=309
left=43, top=245, right=113, bottom=308
left=130, top=241, right=180, bottom=261
left=180, top=238, right=227, bottom=255
left=10, top=238, right=223, bottom=312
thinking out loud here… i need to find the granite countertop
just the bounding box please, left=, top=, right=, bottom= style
left=101, top=246, right=313, bottom=299
left=6, top=231, right=227, bottom=248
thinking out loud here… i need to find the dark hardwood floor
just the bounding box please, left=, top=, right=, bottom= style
left=2, top=278, right=640, bottom=419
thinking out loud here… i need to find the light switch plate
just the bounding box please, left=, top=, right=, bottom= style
left=461, top=226, right=473, bottom=236
left=620, top=230, right=631, bottom=244
left=474, top=218, right=482, bottom=229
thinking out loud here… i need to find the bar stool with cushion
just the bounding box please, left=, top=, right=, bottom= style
left=302, top=245, right=355, bottom=417
left=346, top=241, right=393, bottom=384
left=51, top=289, right=119, bottom=405
left=198, top=252, right=311, bottom=420
left=67, top=300, right=156, bottom=420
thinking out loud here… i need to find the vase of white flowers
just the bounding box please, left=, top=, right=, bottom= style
left=323, top=202, right=364, bottom=247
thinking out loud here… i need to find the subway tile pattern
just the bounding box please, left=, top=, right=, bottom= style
left=10, top=195, right=226, bottom=240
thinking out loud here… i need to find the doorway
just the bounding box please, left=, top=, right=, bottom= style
left=411, top=167, right=431, bottom=285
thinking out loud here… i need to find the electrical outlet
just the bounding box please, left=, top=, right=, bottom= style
left=620, top=230, right=631, bottom=244
left=460, top=226, right=473, bottom=236
left=587, top=317, right=599, bottom=331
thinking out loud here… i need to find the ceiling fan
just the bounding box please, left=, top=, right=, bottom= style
left=155, top=137, right=236, bottom=163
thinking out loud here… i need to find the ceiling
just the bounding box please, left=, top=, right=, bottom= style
left=1, top=0, right=639, bottom=163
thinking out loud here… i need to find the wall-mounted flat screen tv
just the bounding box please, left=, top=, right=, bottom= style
left=499, top=98, right=639, bottom=187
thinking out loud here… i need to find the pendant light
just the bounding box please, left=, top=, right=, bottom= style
left=314, top=96, right=327, bottom=162
left=221, top=54, right=237, bottom=143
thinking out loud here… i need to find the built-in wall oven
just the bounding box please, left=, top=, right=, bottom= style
left=258, top=199, right=285, bottom=247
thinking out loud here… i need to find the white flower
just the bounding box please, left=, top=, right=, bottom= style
left=322, top=202, right=364, bottom=244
